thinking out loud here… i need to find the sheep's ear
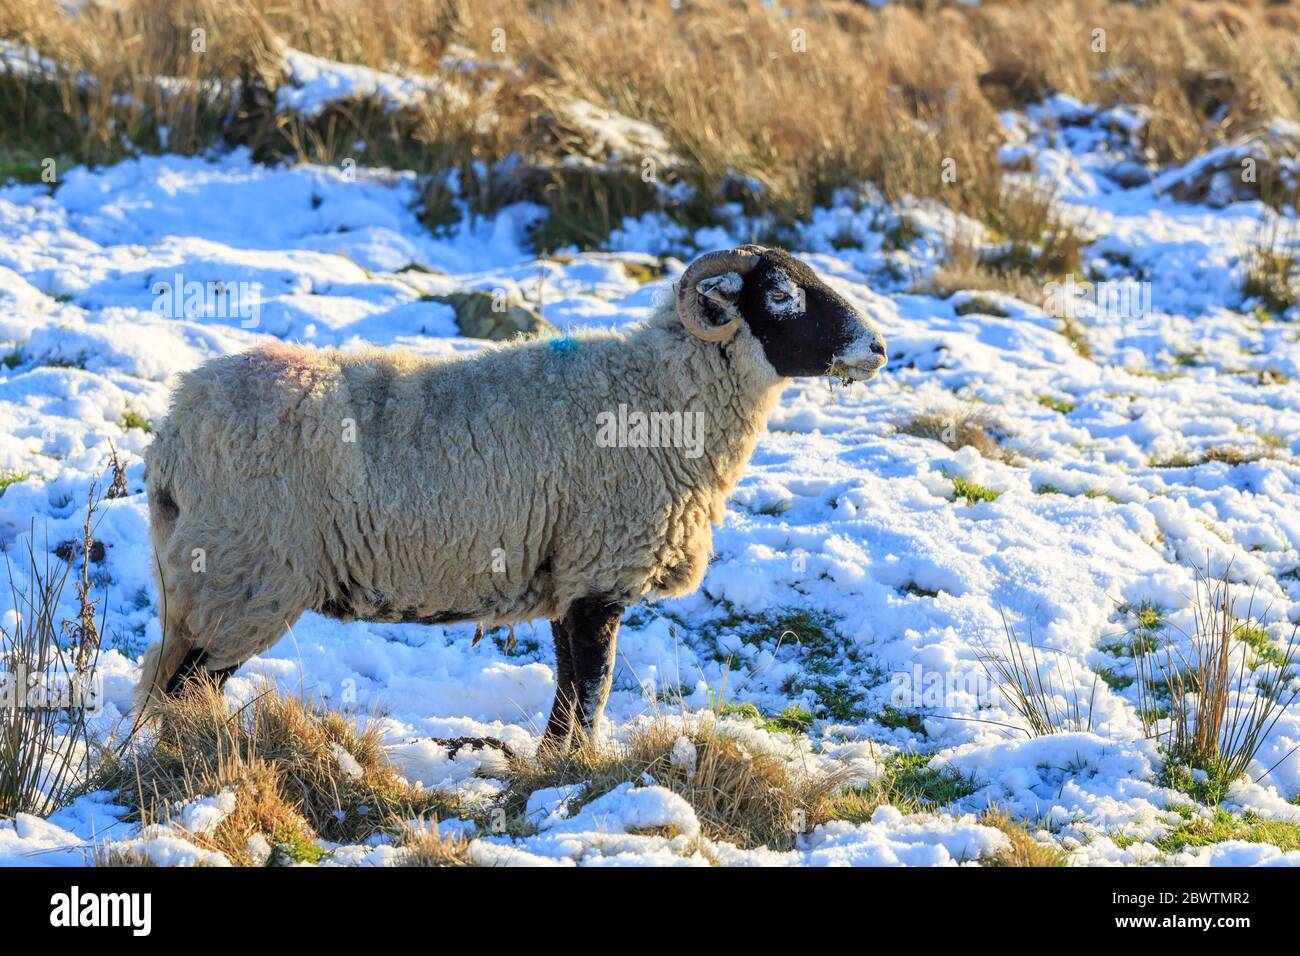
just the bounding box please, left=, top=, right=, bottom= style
left=696, top=272, right=744, bottom=309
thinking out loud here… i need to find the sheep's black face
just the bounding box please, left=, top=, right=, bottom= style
left=698, top=249, right=888, bottom=380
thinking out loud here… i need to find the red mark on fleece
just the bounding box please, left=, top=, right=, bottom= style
left=241, top=342, right=322, bottom=389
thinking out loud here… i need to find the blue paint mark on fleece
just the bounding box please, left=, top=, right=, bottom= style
left=548, top=333, right=579, bottom=356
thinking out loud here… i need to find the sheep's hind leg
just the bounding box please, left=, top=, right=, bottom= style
left=543, top=595, right=622, bottom=750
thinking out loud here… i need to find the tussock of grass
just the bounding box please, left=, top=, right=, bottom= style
left=93, top=845, right=159, bottom=867
left=503, top=717, right=843, bottom=851
left=899, top=408, right=1011, bottom=462
left=526, top=166, right=665, bottom=254
left=952, top=294, right=1010, bottom=318
left=98, top=680, right=464, bottom=863
left=394, top=825, right=476, bottom=867
left=1136, top=566, right=1300, bottom=805
left=1242, top=232, right=1299, bottom=317
left=978, top=614, right=1098, bottom=738
left=921, top=187, right=1088, bottom=305
left=1, top=497, right=103, bottom=818
left=980, top=809, right=1067, bottom=867
left=1130, top=601, right=1163, bottom=633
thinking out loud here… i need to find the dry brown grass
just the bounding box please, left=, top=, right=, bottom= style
left=3, top=0, right=1298, bottom=247
left=97, top=680, right=464, bottom=864
left=980, top=808, right=1067, bottom=866
left=1, top=495, right=105, bottom=819
left=93, top=845, right=159, bottom=866
left=1242, top=221, right=1300, bottom=317
left=394, top=824, right=476, bottom=866
left=897, top=407, right=1013, bottom=462
left=503, top=717, right=844, bottom=851
left=926, top=253, right=1048, bottom=306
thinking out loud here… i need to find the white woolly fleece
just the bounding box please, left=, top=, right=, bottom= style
left=137, top=298, right=786, bottom=696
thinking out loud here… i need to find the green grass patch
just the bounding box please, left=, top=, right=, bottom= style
left=717, top=701, right=763, bottom=722
left=1126, top=600, right=1163, bottom=633
left=1101, top=601, right=1163, bottom=658
left=0, top=469, right=31, bottom=497
left=823, top=751, right=976, bottom=823
left=121, top=410, right=152, bottom=433
left=1096, top=666, right=1134, bottom=691
left=1162, top=749, right=1235, bottom=806
left=718, top=699, right=840, bottom=735
left=1127, top=366, right=1180, bottom=382
left=271, top=825, right=325, bottom=865
left=1234, top=623, right=1289, bottom=669
left=704, top=605, right=836, bottom=652
left=804, top=680, right=869, bottom=722
left=1082, top=489, right=1119, bottom=503
left=1037, top=395, right=1074, bottom=414
left=703, top=605, right=869, bottom=723
left=1156, top=808, right=1300, bottom=854
left=875, top=705, right=928, bottom=735
left=764, top=704, right=815, bottom=735
left=0, top=146, right=65, bottom=186
left=943, top=471, right=1001, bottom=506
left=884, top=751, right=976, bottom=808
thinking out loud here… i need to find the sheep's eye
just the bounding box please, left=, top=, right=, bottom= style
left=770, top=290, right=791, bottom=302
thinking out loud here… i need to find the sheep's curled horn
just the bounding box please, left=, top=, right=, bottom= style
left=675, top=246, right=766, bottom=342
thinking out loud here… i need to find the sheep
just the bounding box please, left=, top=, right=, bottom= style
left=135, top=246, right=888, bottom=749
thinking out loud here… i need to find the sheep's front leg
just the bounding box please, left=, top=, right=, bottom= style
left=543, top=615, right=578, bottom=744
left=542, top=595, right=622, bottom=750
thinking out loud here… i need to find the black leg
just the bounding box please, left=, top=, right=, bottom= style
left=545, top=595, right=623, bottom=749
left=543, top=615, right=578, bottom=745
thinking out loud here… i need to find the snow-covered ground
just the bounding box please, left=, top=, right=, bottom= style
left=1, top=91, right=1299, bottom=866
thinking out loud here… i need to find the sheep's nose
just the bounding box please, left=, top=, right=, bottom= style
left=870, top=340, right=886, bottom=356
